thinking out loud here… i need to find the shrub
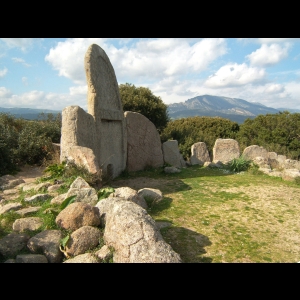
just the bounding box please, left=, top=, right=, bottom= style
left=226, top=156, right=251, bottom=173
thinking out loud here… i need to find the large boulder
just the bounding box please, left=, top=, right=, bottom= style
left=124, top=111, right=164, bottom=172
left=190, top=142, right=211, bottom=166
left=95, top=198, right=182, bottom=263
left=162, top=140, right=186, bottom=168
left=56, top=202, right=100, bottom=231
left=213, top=138, right=240, bottom=164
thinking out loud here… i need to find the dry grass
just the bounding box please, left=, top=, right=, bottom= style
left=112, top=165, right=300, bottom=263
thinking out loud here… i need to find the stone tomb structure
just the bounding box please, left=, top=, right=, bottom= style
left=61, top=44, right=127, bottom=179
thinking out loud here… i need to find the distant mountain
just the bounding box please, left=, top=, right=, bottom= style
left=276, top=108, right=300, bottom=113
left=0, top=107, right=61, bottom=120
left=167, top=95, right=285, bottom=124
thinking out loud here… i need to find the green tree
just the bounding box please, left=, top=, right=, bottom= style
left=236, top=111, right=300, bottom=159
left=119, top=83, right=169, bottom=133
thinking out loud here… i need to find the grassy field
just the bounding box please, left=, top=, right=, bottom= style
left=113, top=165, right=300, bottom=263
left=1, top=163, right=300, bottom=263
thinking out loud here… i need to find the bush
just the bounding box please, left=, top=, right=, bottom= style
left=0, top=113, right=62, bottom=176
left=226, top=156, right=251, bottom=173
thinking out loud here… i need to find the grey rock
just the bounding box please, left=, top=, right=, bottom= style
left=109, top=187, right=148, bottom=209
left=12, top=217, right=43, bottom=232
left=125, top=111, right=164, bottom=172
left=56, top=202, right=100, bottom=231
left=65, top=226, right=102, bottom=257
left=0, top=233, right=30, bottom=257
left=0, top=202, right=22, bottom=215
left=27, top=230, right=64, bottom=263
left=15, top=254, right=48, bottom=263
left=63, top=253, right=100, bottom=263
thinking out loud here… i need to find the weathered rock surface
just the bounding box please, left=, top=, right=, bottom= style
left=138, top=188, right=163, bottom=204
left=0, top=233, right=30, bottom=258
left=27, top=230, right=64, bottom=263
left=16, top=254, right=48, bottom=263
left=162, top=140, right=186, bottom=168
left=125, top=111, right=164, bottom=172
left=95, top=198, right=182, bottom=263
left=63, top=253, right=101, bottom=263
left=12, top=217, right=43, bottom=232
left=0, top=202, right=22, bottom=215
left=242, top=145, right=268, bottom=160
left=65, top=225, right=102, bottom=257
left=109, top=186, right=148, bottom=209
left=56, top=202, right=100, bottom=231
left=213, top=138, right=240, bottom=164
left=190, top=142, right=211, bottom=166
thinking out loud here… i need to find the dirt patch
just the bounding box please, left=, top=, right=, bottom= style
left=13, top=165, right=46, bottom=184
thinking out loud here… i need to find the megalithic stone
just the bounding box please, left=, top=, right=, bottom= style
left=84, top=44, right=127, bottom=179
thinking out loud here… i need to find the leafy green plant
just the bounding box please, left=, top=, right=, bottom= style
left=97, top=187, right=114, bottom=200
left=45, top=161, right=66, bottom=178
left=226, top=156, right=251, bottom=173
left=60, top=195, right=77, bottom=210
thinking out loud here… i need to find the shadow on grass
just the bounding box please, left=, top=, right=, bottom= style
left=160, top=225, right=213, bottom=263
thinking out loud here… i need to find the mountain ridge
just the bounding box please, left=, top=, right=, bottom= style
left=167, top=94, right=299, bottom=123
left=1, top=95, right=299, bottom=123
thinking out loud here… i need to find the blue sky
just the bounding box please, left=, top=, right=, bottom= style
left=0, top=38, right=300, bottom=111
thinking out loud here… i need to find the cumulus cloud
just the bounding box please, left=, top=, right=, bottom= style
left=69, top=85, right=87, bottom=96
left=0, top=86, right=12, bottom=98
left=204, top=63, right=266, bottom=88
left=45, top=38, right=108, bottom=84
left=264, top=83, right=285, bottom=94
left=12, top=57, right=31, bottom=67
left=0, top=68, right=8, bottom=78
left=247, top=43, right=290, bottom=67
left=257, top=38, right=300, bottom=44
left=0, top=38, right=35, bottom=51
left=0, top=89, right=87, bottom=111
left=44, top=38, right=227, bottom=85
left=113, top=38, right=227, bottom=80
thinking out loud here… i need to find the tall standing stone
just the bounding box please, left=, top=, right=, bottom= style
left=84, top=44, right=127, bottom=179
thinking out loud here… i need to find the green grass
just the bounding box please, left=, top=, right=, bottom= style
left=112, top=164, right=300, bottom=263
left=1, top=163, right=300, bottom=263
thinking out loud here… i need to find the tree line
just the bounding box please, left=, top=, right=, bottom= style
left=1, top=83, right=299, bottom=176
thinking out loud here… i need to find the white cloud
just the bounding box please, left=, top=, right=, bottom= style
left=247, top=43, right=290, bottom=67
left=0, top=68, right=8, bottom=78
left=113, top=38, right=227, bottom=80
left=12, top=57, right=31, bottom=67
left=0, top=38, right=35, bottom=51
left=204, top=63, right=266, bottom=88
left=45, top=38, right=108, bottom=85
left=0, top=86, right=12, bottom=98
left=69, top=85, right=87, bottom=96
left=0, top=89, right=87, bottom=111
left=44, top=38, right=227, bottom=85
left=257, top=38, right=300, bottom=44
left=264, top=83, right=285, bottom=94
